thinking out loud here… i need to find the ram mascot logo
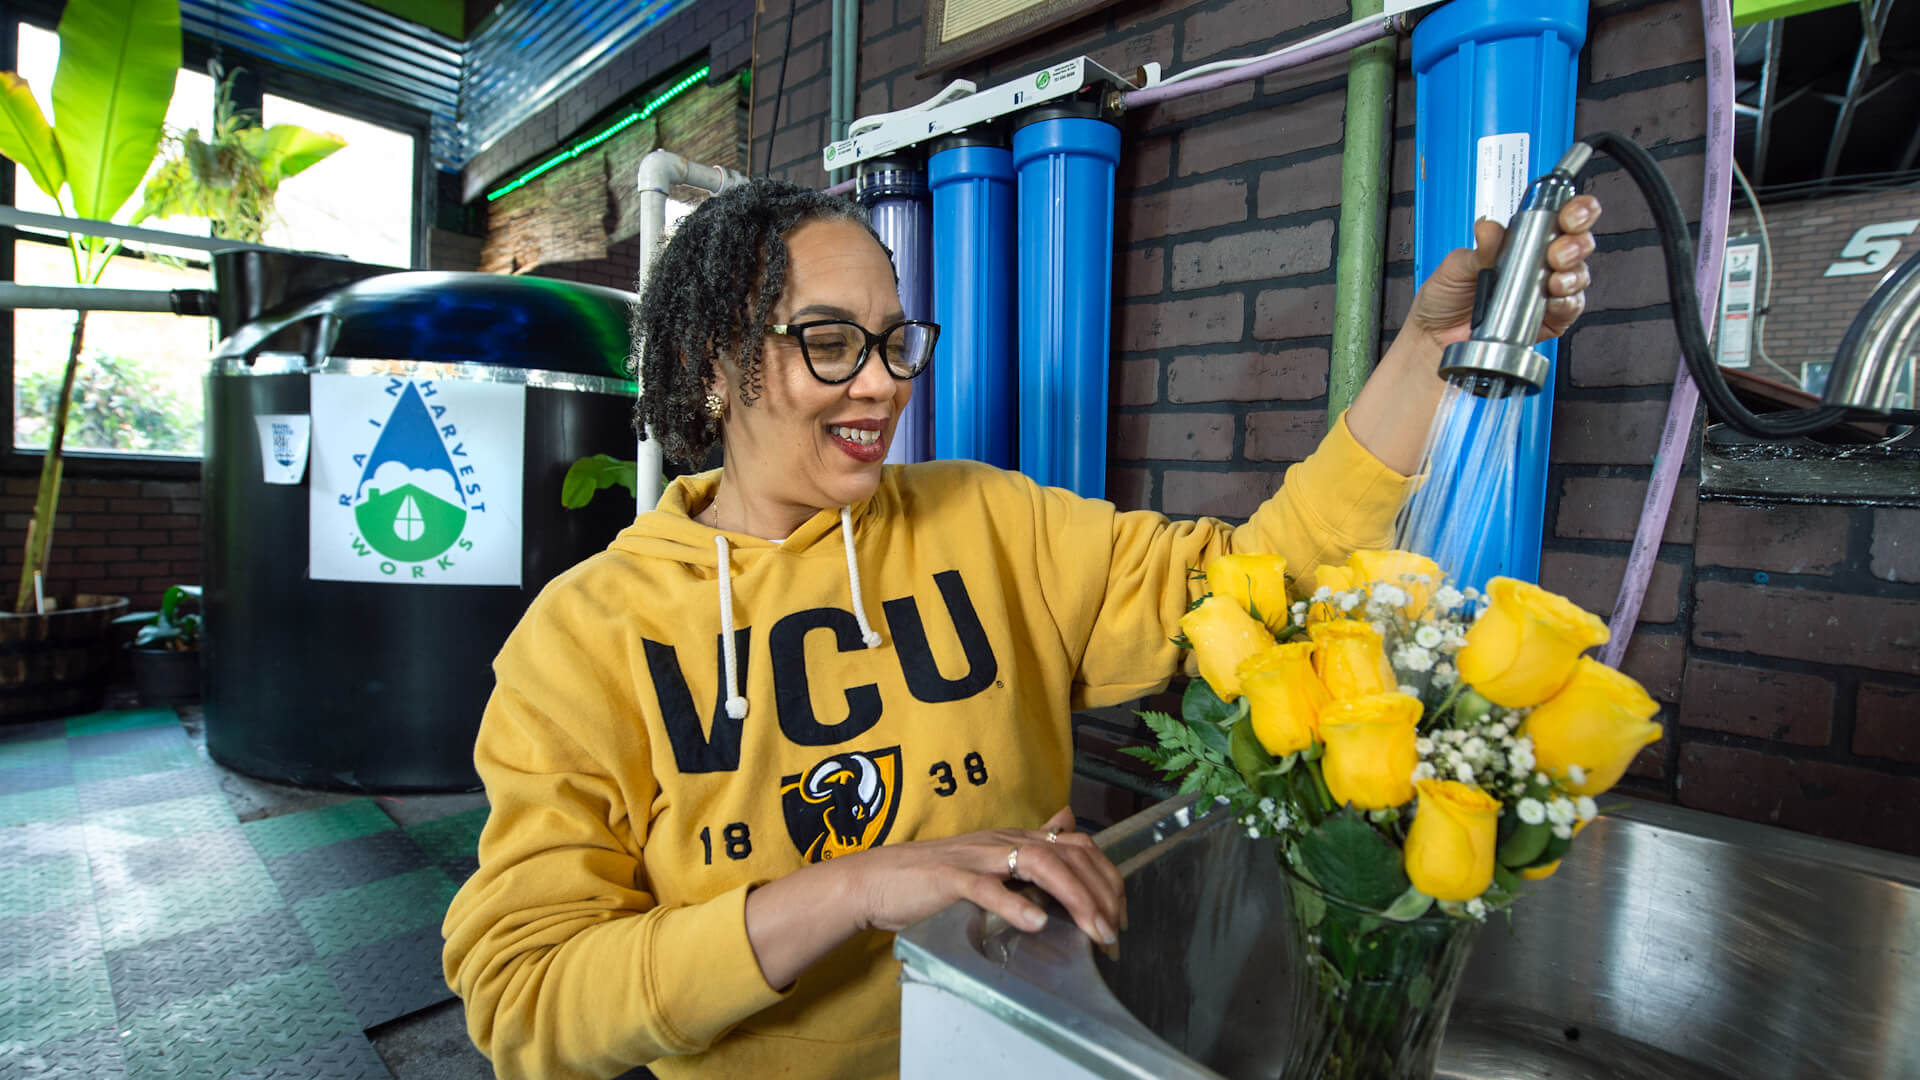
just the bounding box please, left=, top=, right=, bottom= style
left=781, top=748, right=902, bottom=862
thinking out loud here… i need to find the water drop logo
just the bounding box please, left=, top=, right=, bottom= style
left=347, top=380, right=472, bottom=567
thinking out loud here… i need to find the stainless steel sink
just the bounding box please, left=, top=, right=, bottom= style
left=897, top=796, right=1920, bottom=1079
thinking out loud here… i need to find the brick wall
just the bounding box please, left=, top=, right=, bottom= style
left=738, top=0, right=1920, bottom=855
left=0, top=477, right=200, bottom=611
left=1728, top=185, right=1920, bottom=388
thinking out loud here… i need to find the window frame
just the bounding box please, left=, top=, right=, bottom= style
left=1, top=15, right=433, bottom=476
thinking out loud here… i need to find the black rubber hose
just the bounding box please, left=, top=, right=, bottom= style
left=1579, top=131, right=1849, bottom=438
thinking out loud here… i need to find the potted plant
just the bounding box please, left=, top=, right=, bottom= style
left=113, top=584, right=201, bottom=704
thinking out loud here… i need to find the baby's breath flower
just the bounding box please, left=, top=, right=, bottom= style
left=1462, top=736, right=1488, bottom=759
left=1414, top=625, right=1443, bottom=649
left=1412, top=761, right=1437, bottom=782
left=1259, top=797, right=1276, bottom=815
left=1415, top=736, right=1434, bottom=755
left=1399, top=683, right=1421, bottom=697
left=1567, top=763, right=1588, bottom=788
left=1434, top=585, right=1464, bottom=610
left=1313, top=586, right=1333, bottom=602
left=1465, top=897, right=1487, bottom=919
left=1552, top=823, right=1573, bottom=840
left=1575, top=795, right=1598, bottom=822
left=1547, top=798, right=1578, bottom=826
left=1374, top=584, right=1409, bottom=609
left=1517, top=798, right=1546, bottom=825
left=1395, top=645, right=1436, bottom=673
left=1432, top=662, right=1458, bottom=688
left=1454, top=761, right=1476, bottom=783
left=1338, top=592, right=1360, bottom=612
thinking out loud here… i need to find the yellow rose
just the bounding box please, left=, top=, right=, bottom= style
left=1346, top=549, right=1442, bottom=617
left=1518, top=819, right=1591, bottom=880
left=1404, top=779, right=1500, bottom=901
left=1180, top=594, right=1273, bottom=701
left=1206, top=553, right=1290, bottom=629
left=1310, top=565, right=1363, bottom=622
left=1456, top=577, right=1610, bottom=707
left=1318, top=692, right=1421, bottom=810
left=1522, top=658, right=1663, bottom=796
left=1308, top=620, right=1396, bottom=700
left=1238, top=643, right=1327, bottom=757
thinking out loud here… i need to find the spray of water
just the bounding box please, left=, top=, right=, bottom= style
left=1392, top=377, right=1532, bottom=587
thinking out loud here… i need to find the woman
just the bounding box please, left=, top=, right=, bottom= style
left=443, top=178, right=1600, bottom=1079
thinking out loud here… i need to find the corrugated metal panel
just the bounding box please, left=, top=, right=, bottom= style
left=462, top=0, right=699, bottom=161
left=180, top=0, right=464, bottom=166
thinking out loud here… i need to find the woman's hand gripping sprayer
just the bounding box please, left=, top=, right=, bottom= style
left=1342, top=192, right=1601, bottom=476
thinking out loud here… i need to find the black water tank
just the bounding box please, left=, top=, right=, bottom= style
left=203, top=259, right=643, bottom=791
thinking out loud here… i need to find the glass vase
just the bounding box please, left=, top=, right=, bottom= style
left=1279, top=861, right=1483, bottom=1080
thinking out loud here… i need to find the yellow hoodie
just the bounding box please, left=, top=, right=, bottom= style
left=442, top=415, right=1409, bottom=1079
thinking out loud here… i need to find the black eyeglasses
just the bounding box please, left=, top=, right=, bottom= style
left=766, top=319, right=941, bottom=384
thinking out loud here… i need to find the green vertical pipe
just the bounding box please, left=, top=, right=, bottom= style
left=1328, top=0, right=1396, bottom=423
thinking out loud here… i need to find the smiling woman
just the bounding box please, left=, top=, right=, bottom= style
left=440, top=177, right=1600, bottom=1080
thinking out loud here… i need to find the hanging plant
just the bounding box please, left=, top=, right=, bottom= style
left=138, top=63, right=347, bottom=243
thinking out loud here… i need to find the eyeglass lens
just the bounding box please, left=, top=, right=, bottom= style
left=799, top=322, right=936, bottom=382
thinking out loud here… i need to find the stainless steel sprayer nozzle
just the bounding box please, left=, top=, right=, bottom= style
left=1438, top=141, right=1595, bottom=393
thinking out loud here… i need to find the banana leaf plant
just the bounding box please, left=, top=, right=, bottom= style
left=0, top=0, right=179, bottom=613
left=0, top=0, right=343, bottom=614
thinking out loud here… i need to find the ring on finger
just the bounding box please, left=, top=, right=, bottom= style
left=1045, top=828, right=1060, bottom=844
left=1007, top=844, right=1022, bottom=879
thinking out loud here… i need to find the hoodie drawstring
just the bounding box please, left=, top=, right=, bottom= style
left=714, top=535, right=748, bottom=720
left=842, top=507, right=883, bottom=649
left=711, top=508, right=881, bottom=719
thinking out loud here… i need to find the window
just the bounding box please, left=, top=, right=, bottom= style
left=260, top=95, right=415, bottom=269
left=11, top=23, right=214, bottom=459
left=7, top=23, right=423, bottom=463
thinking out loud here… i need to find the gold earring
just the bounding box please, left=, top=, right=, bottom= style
left=705, top=392, right=727, bottom=420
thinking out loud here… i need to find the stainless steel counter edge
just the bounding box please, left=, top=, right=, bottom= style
left=213, top=354, right=638, bottom=397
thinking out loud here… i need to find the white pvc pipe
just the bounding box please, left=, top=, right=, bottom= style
left=636, top=150, right=748, bottom=503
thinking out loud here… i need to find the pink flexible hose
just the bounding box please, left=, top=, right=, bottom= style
left=1120, top=16, right=1399, bottom=109
left=1598, top=0, right=1734, bottom=669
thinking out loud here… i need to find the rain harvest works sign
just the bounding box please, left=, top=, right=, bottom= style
left=309, top=374, right=525, bottom=586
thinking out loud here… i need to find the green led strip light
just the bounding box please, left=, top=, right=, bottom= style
left=487, top=64, right=712, bottom=202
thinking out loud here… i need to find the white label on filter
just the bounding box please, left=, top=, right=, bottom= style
left=1475, top=133, right=1531, bottom=227
left=256, top=414, right=311, bottom=485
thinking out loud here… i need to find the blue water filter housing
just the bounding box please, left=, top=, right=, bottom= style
left=929, top=136, right=1017, bottom=468
left=857, top=157, right=934, bottom=464
left=1013, top=111, right=1121, bottom=499
left=1413, top=0, right=1587, bottom=590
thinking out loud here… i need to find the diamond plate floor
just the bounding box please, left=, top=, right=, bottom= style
left=0, top=708, right=493, bottom=1080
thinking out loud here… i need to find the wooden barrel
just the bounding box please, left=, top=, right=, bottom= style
left=0, top=594, right=131, bottom=721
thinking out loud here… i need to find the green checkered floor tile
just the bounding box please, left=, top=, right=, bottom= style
left=0, top=852, right=91, bottom=918
left=0, top=953, right=118, bottom=1050
left=404, top=807, right=488, bottom=866
left=0, top=735, right=69, bottom=769
left=118, top=963, right=363, bottom=1080
left=64, top=709, right=179, bottom=738
left=0, top=783, right=80, bottom=827
left=295, top=867, right=462, bottom=958
left=244, top=800, right=395, bottom=860
left=0, top=709, right=490, bottom=1078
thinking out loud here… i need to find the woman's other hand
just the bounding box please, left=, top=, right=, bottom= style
left=744, top=808, right=1126, bottom=989
left=1403, top=194, right=1601, bottom=349
left=850, top=807, right=1126, bottom=941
